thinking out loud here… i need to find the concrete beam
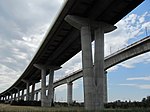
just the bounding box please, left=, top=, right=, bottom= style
left=65, top=15, right=116, bottom=33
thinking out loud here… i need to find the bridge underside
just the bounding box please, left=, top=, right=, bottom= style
left=0, top=0, right=145, bottom=111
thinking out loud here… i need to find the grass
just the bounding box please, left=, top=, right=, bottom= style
left=0, top=104, right=150, bottom=112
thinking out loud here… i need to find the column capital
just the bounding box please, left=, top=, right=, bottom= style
left=34, top=64, right=61, bottom=71
left=67, top=82, right=73, bottom=85
left=65, top=15, right=117, bottom=33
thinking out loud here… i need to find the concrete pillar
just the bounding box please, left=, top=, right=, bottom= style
left=31, top=83, right=35, bottom=101
left=11, top=93, right=13, bottom=101
left=34, top=64, right=47, bottom=106
left=93, top=25, right=105, bottom=109
left=65, top=15, right=116, bottom=111
left=26, top=82, right=30, bottom=101
left=48, top=69, right=54, bottom=106
left=18, top=89, right=20, bottom=100
left=41, top=68, right=47, bottom=106
left=34, top=64, right=61, bottom=107
left=67, top=82, right=73, bottom=105
left=36, top=92, right=38, bottom=101
left=21, top=89, right=24, bottom=100
left=81, top=26, right=95, bottom=110
left=14, top=93, right=16, bottom=101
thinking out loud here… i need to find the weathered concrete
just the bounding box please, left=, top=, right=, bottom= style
left=65, top=15, right=116, bottom=110
left=80, top=26, right=95, bottom=110
left=41, top=67, right=47, bottom=106
left=48, top=69, right=54, bottom=106
left=34, top=64, right=61, bottom=107
left=94, top=25, right=105, bottom=109
left=21, top=89, right=24, bottom=100
left=14, top=93, right=16, bottom=101
left=26, top=82, right=30, bottom=101
left=31, top=83, right=35, bottom=101
left=17, top=89, right=20, bottom=100
left=11, top=93, right=13, bottom=101
left=67, top=82, right=73, bottom=105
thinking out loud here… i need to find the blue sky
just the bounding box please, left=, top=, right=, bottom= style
left=0, top=0, right=149, bottom=102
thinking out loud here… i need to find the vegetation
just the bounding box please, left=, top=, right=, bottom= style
left=0, top=104, right=150, bottom=112
left=105, top=96, right=150, bottom=109
left=0, top=96, right=149, bottom=112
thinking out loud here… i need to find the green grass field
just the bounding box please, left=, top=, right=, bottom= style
left=0, top=104, right=150, bottom=112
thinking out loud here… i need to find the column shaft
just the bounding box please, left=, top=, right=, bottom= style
left=94, top=26, right=105, bottom=109
left=48, top=70, right=54, bottom=106
left=21, top=89, right=24, bottom=100
left=14, top=93, right=16, bottom=101
left=41, top=68, right=47, bottom=106
left=67, top=82, right=73, bottom=105
left=81, top=26, right=95, bottom=110
left=31, top=83, right=35, bottom=101
left=26, top=82, right=30, bottom=101
left=18, top=89, right=20, bottom=100
left=11, top=93, right=13, bottom=101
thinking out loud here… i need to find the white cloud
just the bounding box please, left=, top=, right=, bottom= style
left=0, top=0, right=149, bottom=103
left=127, top=76, right=150, bottom=81
left=119, top=52, right=150, bottom=69
left=119, top=83, right=150, bottom=89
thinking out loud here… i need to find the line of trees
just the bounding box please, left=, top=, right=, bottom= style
left=105, top=96, right=150, bottom=108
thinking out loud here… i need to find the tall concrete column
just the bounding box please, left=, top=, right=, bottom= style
left=21, top=89, right=24, bottom=100
left=81, top=26, right=95, bottom=110
left=35, top=92, right=38, bottom=101
left=26, top=82, right=30, bottom=101
left=18, top=89, right=20, bottom=100
left=14, top=93, right=16, bottom=101
left=41, top=68, right=47, bottom=106
left=31, top=83, right=35, bottom=101
left=67, top=82, right=73, bottom=105
left=48, top=69, right=54, bottom=106
left=11, top=93, right=13, bottom=101
left=93, top=25, right=105, bottom=109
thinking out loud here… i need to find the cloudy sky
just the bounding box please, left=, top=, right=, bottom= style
left=0, top=0, right=150, bottom=102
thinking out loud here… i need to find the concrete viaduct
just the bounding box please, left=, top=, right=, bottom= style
left=0, top=0, right=145, bottom=111
left=30, top=35, right=150, bottom=105
left=1, top=35, right=149, bottom=108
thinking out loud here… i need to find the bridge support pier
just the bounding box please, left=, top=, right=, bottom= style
left=48, top=69, right=54, bottom=106
left=14, top=93, right=16, bottom=101
left=11, top=93, right=13, bottom=102
left=26, top=82, right=30, bottom=101
left=31, top=83, right=35, bottom=101
left=67, top=82, right=73, bottom=105
left=21, top=89, right=24, bottom=100
left=65, top=15, right=116, bottom=111
left=34, top=64, right=61, bottom=107
left=17, top=89, right=20, bottom=100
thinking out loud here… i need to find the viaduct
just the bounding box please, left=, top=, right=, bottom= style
left=0, top=0, right=147, bottom=111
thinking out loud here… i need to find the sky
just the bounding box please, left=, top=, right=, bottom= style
left=0, top=0, right=150, bottom=102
